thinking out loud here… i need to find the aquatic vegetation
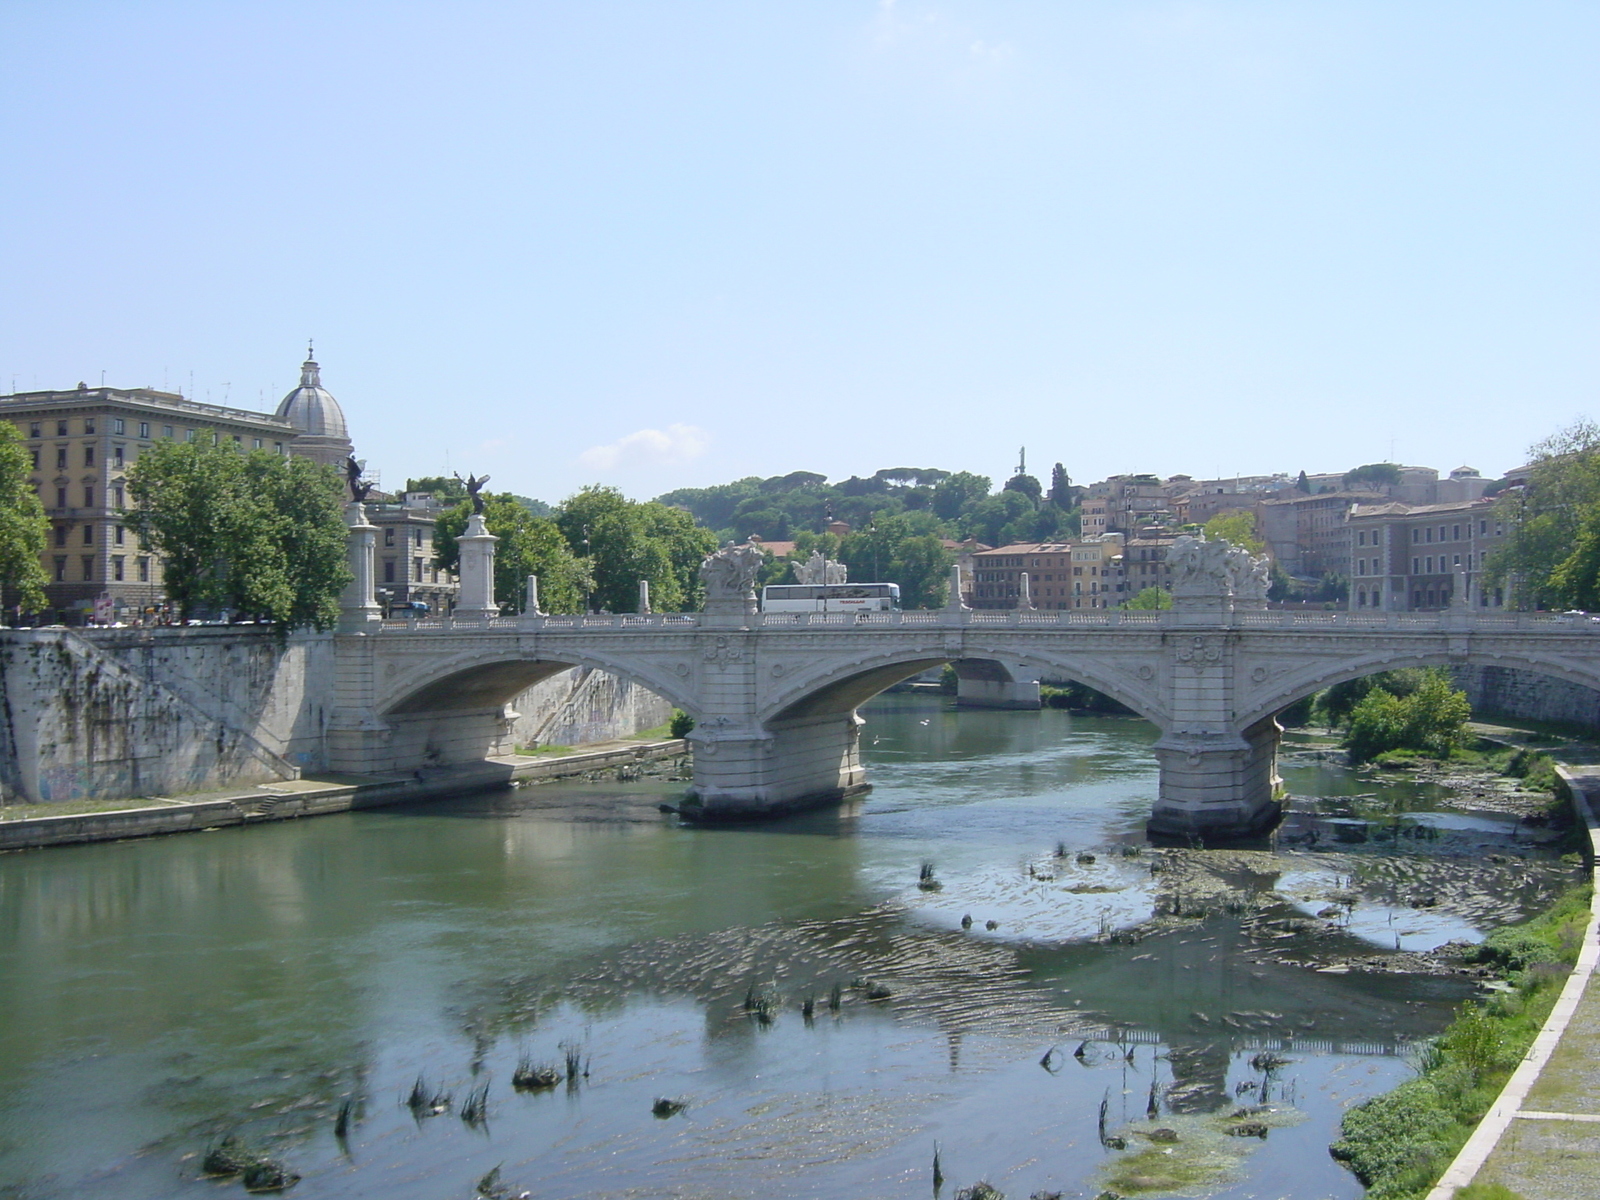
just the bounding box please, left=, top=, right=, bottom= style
left=953, top=1183, right=1003, bottom=1200
left=918, top=861, right=942, bottom=891
left=651, top=1096, right=688, bottom=1117
left=511, top=1057, right=562, bottom=1090
left=406, top=1075, right=452, bottom=1115
left=201, top=1136, right=299, bottom=1192
left=460, top=1083, right=490, bottom=1127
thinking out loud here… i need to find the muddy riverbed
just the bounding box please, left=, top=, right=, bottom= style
left=0, top=696, right=1578, bottom=1200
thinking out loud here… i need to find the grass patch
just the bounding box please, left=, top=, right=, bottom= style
left=514, top=744, right=575, bottom=757
left=1329, top=882, right=1591, bottom=1199
left=1453, top=1182, right=1528, bottom=1200
left=629, top=721, right=674, bottom=740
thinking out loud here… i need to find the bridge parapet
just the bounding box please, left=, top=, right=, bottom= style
left=372, top=608, right=1600, bottom=635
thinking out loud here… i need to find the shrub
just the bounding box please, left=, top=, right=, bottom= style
left=1343, top=669, right=1471, bottom=763
left=669, top=709, right=695, bottom=738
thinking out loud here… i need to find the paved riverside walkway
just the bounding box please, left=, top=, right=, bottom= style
left=1427, top=753, right=1600, bottom=1200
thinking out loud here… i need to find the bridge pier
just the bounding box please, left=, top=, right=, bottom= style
left=682, top=712, right=865, bottom=820
left=1148, top=715, right=1284, bottom=842
left=953, top=658, right=1042, bottom=710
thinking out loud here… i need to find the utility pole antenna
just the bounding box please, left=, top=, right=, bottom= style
left=1016, top=446, right=1026, bottom=477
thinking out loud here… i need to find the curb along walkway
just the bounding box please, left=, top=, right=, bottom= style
left=1425, top=761, right=1600, bottom=1200
left=0, top=739, right=687, bottom=853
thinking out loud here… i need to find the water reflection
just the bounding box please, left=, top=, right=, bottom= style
left=0, top=694, right=1572, bottom=1200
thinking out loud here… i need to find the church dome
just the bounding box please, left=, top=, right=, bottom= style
left=275, top=347, right=349, bottom=440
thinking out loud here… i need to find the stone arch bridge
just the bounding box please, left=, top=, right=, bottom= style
left=337, top=603, right=1600, bottom=840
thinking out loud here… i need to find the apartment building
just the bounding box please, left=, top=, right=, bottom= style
left=970, top=536, right=1127, bottom=610
left=1347, top=498, right=1507, bottom=612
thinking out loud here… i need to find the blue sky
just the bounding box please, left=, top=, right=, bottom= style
left=2, top=2, right=1595, bottom=503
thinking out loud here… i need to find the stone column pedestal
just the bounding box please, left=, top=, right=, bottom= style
left=339, top=502, right=382, bottom=633
left=683, top=713, right=866, bottom=820
left=454, top=513, right=499, bottom=620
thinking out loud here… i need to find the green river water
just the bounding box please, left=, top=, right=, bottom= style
left=0, top=695, right=1574, bottom=1200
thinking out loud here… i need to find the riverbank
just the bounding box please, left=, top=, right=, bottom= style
left=0, top=737, right=687, bottom=852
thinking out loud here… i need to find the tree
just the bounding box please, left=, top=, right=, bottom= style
left=1003, top=472, right=1043, bottom=505
left=1490, top=420, right=1600, bottom=610
left=555, top=486, right=717, bottom=613
left=1342, top=669, right=1471, bottom=763
left=838, top=514, right=952, bottom=607
left=932, top=471, right=991, bottom=522
left=433, top=493, right=590, bottom=613
left=1202, top=509, right=1264, bottom=554
left=1296, top=470, right=1311, bottom=494
left=1343, top=463, right=1402, bottom=491
left=405, top=475, right=468, bottom=502
left=1048, top=463, right=1074, bottom=509
left=127, top=440, right=350, bottom=628
left=0, top=422, right=49, bottom=616
left=1123, top=587, right=1172, bottom=610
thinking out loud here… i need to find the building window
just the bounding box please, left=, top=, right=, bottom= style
left=83, top=445, right=94, bottom=467
left=115, top=524, right=125, bottom=546
left=83, top=418, right=95, bottom=435
left=83, top=524, right=93, bottom=545
left=253, top=438, right=262, bottom=449
left=384, top=528, right=395, bottom=546
left=139, top=422, right=150, bottom=439
left=162, top=425, right=174, bottom=439
left=56, top=420, right=68, bottom=436
left=1479, top=520, right=1487, bottom=535
left=112, top=418, right=125, bottom=435
left=55, top=447, right=67, bottom=470
left=28, top=422, right=40, bottom=438
left=112, top=556, right=124, bottom=582
left=413, top=557, right=423, bottom=580
left=274, top=442, right=284, bottom=453
left=54, top=557, right=66, bottom=582
left=55, top=487, right=66, bottom=508
left=1358, top=589, right=1367, bottom=607
left=1413, top=590, right=1422, bottom=608
left=54, top=525, right=67, bottom=547
left=1426, top=556, right=1434, bottom=573
left=185, top=429, right=196, bottom=442
left=1412, top=528, right=1420, bottom=543
left=414, top=528, right=423, bottom=547
left=113, top=445, right=124, bottom=467
left=112, top=486, right=124, bottom=509
left=1412, top=557, right=1421, bottom=574
left=138, top=556, right=150, bottom=582
left=383, top=560, right=396, bottom=583
left=81, top=556, right=93, bottom=581
left=84, top=485, right=94, bottom=507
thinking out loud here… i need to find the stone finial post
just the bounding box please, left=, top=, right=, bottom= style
left=339, top=501, right=382, bottom=633
left=1018, top=572, right=1035, bottom=611
left=524, top=574, right=542, bottom=616
left=454, top=512, right=499, bottom=620
left=638, top=579, right=652, bottom=614
left=945, top=563, right=967, bottom=612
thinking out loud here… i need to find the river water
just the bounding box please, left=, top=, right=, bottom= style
left=0, top=695, right=1574, bottom=1200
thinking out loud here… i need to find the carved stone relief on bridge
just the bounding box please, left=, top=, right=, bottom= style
left=1174, top=635, right=1223, bottom=671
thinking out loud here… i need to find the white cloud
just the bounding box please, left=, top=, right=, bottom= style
left=578, top=424, right=711, bottom=473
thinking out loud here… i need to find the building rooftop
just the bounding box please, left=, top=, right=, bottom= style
left=274, top=348, right=348, bottom=441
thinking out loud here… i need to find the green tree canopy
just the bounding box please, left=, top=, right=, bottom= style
left=127, top=440, right=350, bottom=628
left=1202, top=509, right=1265, bottom=554
left=0, top=422, right=49, bottom=615
left=1123, top=586, right=1172, bottom=610
left=555, top=486, right=718, bottom=613
left=1490, top=420, right=1600, bottom=610
left=837, top=513, right=952, bottom=607
left=1343, top=462, right=1402, bottom=490
left=433, top=493, right=590, bottom=614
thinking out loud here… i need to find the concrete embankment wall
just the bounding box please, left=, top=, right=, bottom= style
left=1452, top=665, right=1600, bottom=732
left=0, top=627, right=678, bottom=807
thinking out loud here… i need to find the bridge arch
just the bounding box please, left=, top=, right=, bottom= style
left=759, top=645, right=1167, bottom=729
left=1234, top=645, right=1600, bottom=735
left=378, top=645, right=701, bottom=720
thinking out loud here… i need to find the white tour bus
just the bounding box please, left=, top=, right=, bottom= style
left=760, top=583, right=901, bottom=613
